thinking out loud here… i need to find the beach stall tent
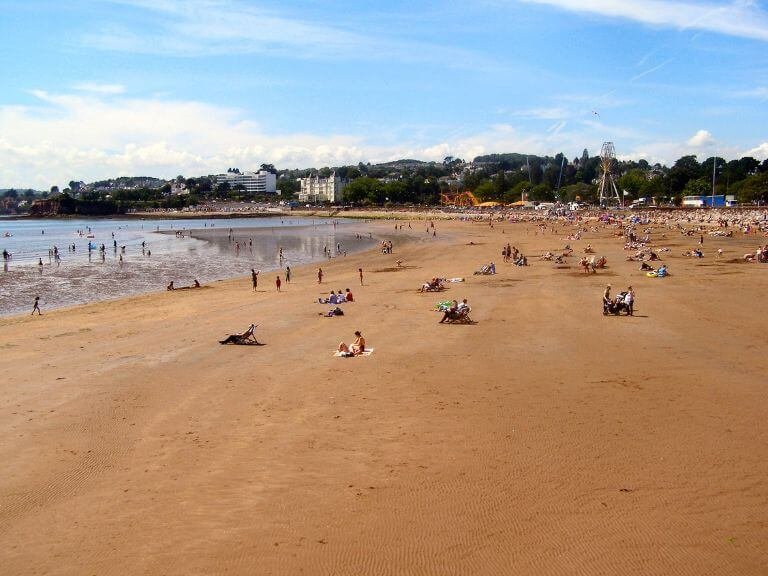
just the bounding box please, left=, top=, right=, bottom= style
left=507, top=200, right=535, bottom=208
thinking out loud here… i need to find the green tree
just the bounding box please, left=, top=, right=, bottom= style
left=669, top=155, right=702, bottom=193
left=493, top=171, right=507, bottom=199
left=343, top=177, right=383, bottom=204
left=473, top=181, right=496, bottom=201
left=734, top=171, right=768, bottom=204
left=618, top=169, right=647, bottom=199
left=683, top=178, right=710, bottom=197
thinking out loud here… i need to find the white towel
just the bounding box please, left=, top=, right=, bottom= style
left=334, top=348, right=374, bottom=357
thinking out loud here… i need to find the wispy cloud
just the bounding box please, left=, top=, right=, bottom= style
left=72, top=83, right=126, bottom=95
left=518, top=0, right=768, bottom=42
left=630, top=58, right=674, bottom=82
left=81, top=0, right=487, bottom=68
left=730, top=86, right=768, bottom=100
left=509, top=107, right=571, bottom=120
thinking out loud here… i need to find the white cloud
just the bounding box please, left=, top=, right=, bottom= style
left=72, top=83, right=126, bottom=95
left=0, top=90, right=372, bottom=188
left=0, top=90, right=588, bottom=187
left=687, top=129, right=715, bottom=147
left=744, top=142, right=768, bottom=159
left=519, top=0, right=768, bottom=42
left=0, top=90, right=758, bottom=188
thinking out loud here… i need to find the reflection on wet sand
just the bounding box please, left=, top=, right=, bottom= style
left=1, top=224, right=375, bottom=316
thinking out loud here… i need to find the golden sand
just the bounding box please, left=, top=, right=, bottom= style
left=1, top=219, right=766, bottom=575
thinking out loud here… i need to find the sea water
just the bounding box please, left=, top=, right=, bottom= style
left=0, top=216, right=374, bottom=316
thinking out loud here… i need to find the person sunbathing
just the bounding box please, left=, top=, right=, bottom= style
left=439, top=300, right=459, bottom=323
left=421, top=278, right=443, bottom=292
left=338, top=331, right=365, bottom=355
left=219, top=324, right=260, bottom=345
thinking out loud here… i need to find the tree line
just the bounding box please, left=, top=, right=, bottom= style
left=5, top=151, right=767, bottom=214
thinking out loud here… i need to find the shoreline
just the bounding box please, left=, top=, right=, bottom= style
left=0, top=220, right=382, bottom=318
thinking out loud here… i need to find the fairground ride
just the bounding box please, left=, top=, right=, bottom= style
left=440, top=190, right=480, bottom=207
left=598, top=142, right=624, bottom=208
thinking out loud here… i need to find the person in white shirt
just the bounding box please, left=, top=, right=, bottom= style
left=624, top=286, right=635, bottom=316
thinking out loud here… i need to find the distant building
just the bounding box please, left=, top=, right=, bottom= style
left=215, top=170, right=277, bottom=195
left=298, top=172, right=345, bottom=203
left=170, top=181, right=189, bottom=195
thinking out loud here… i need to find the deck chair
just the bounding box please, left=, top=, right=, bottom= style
left=219, top=324, right=261, bottom=345
left=444, top=307, right=474, bottom=324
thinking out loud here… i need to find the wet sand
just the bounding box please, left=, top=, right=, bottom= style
left=0, top=221, right=372, bottom=316
left=1, top=218, right=766, bottom=575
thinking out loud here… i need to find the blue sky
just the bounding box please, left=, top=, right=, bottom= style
left=1, top=0, right=767, bottom=188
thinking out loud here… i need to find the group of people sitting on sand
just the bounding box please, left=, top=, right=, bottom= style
left=420, top=278, right=446, bottom=292
left=318, top=288, right=354, bottom=304
left=579, top=255, right=607, bottom=273
left=438, top=299, right=471, bottom=323
left=682, top=248, right=704, bottom=258
left=638, top=263, right=668, bottom=276
left=167, top=279, right=201, bottom=291
left=474, top=262, right=497, bottom=275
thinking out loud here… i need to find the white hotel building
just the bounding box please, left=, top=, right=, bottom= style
left=298, top=172, right=345, bottom=203
left=214, top=170, right=277, bottom=195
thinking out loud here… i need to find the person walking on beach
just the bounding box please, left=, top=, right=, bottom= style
left=602, top=285, right=612, bottom=314
left=358, top=268, right=364, bottom=286
left=31, top=296, right=42, bottom=316
left=318, top=267, right=323, bottom=284
left=251, top=268, right=259, bottom=290
left=285, top=266, right=291, bottom=283
left=625, top=286, right=635, bottom=316
left=276, top=275, right=282, bottom=292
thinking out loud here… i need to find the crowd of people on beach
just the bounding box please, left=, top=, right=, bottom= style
left=13, top=206, right=767, bottom=324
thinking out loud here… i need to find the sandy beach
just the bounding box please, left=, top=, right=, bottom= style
left=1, top=217, right=766, bottom=575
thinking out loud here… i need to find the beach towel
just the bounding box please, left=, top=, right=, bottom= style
left=334, top=348, right=374, bottom=357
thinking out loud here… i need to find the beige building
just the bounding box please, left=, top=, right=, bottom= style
left=298, top=172, right=345, bottom=203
